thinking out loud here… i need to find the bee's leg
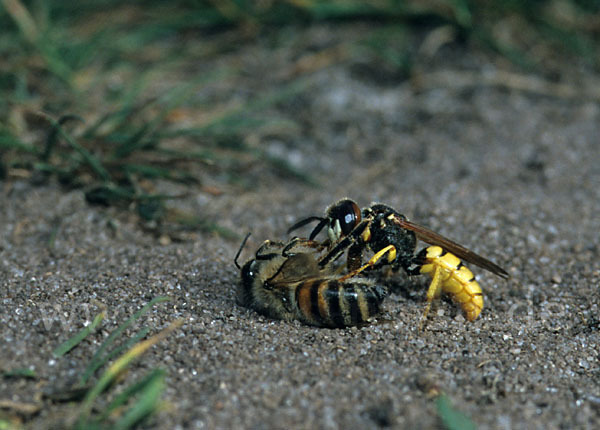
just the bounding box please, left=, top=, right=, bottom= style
left=339, top=245, right=397, bottom=281
left=256, top=239, right=286, bottom=260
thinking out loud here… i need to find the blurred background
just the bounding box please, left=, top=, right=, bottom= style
left=2, top=0, right=599, bottom=236
left=2, top=2, right=600, bottom=429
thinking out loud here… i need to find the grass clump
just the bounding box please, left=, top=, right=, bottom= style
left=1, top=0, right=597, bottom=233
left=52, top=297, right=177, bottom=429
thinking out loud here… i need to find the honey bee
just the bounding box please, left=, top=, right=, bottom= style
left=288, top=199, right=509, bottom=322
left=234, top=234, right=388, bottom=328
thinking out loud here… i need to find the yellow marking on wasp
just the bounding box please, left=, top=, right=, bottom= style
left=361, top=225, right=371, bottom=243
left=419, top=246, right=483, bottom=324
left=385, top=246, right=397, bottom=263
left=339, top=245, right=396, bottom=281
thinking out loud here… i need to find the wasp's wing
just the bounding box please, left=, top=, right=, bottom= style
left=391, top=217, right=510, bottom=279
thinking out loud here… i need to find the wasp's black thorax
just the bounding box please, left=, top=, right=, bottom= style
left=367, top=204, right=417, bottom=272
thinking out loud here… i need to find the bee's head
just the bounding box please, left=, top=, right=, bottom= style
left=240, top=259, right=258, bottom=286
left=236, top=258, right=259, bottom=307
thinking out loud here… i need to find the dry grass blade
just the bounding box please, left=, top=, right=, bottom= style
left=1, top=0, right=38, bottom=43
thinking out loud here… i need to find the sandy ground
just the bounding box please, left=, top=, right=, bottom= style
left=2, top=25, right=600, bottom=429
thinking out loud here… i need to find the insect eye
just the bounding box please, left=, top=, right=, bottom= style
left=329, top=199, right=361, bottom=236
left=241, top=260, right=257, bottom=282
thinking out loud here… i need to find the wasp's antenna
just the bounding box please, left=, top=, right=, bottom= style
left=287, top=216, right=325, bottom=235
left=234, top=232, right=252, bottom=269
left=308, top=218, right=329, bottom=240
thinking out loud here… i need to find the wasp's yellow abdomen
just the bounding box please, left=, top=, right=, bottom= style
left=420, top=246, right=483, bottom=321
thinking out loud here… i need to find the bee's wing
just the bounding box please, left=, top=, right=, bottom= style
left=391, top=217, right=510, bottom=279
left=269, top=253, right=326, bottom=284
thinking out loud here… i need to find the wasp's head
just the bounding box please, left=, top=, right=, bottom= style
left=326, top=198, right=361, bottom=243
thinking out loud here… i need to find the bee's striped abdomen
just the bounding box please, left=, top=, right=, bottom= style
left=295, top=279, right=386, bottom=328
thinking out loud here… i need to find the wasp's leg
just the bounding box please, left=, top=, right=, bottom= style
left=406, top=247, right=428, bottom=275
left=318, top=219, right=371, bottom=268
left=281, top=237, right=323, bottom=257
left=346, top=242, right=363, bottom=271
left=411, top=246, right=448, bottom=327
left=317, top=234, right=353, bottom=268
left=418, top=264, right=444, bottom=329
left=413, top=246, right=484, bottom=323
left=339, top=244, right=397, bottom=281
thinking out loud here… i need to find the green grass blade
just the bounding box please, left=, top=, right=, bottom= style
left=97, top=368, right=166, bottom=424
left=194, top=78, right=310, bottom=136
left=42, top=114, right=84, bottom=161
left=43, top=115, right=111, bottom=182
left=0, top=417, right=21, bottom=430
left=77, top=319, right=183, bottom=425
left=165, top=210, right=238, bottom=239
left=448, top=0, right=472, bottom=28
left=1, top=0, right=38, bottom=43
left=0, top=129, right=38, bottom=154
left=260, top=150, right=318, bottom=187
left=82, top=77, right=151, bottom=139
left=110, top=123, right=153, bottom=160
left=84, top=184, right=136, bottom=206
left=52, top=311, right=105, bottom=358
left=121, top=163, right=197, bottom=183
left=436, top=394, right=477, bottom=430
left=113, top=370, right=165, bottom=430
left=46, top=218, right=61, bottom=249
left=109, top=68, right=235, bottom=160
left=79, top=296, right=170, bottom=385
left=36, top=38, right=74, bottom=84
left=2, top=368, right=37, bottom=379
left=80, top=327, right=151, bottom=386
left=2, top=0, right=73, bottom=83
